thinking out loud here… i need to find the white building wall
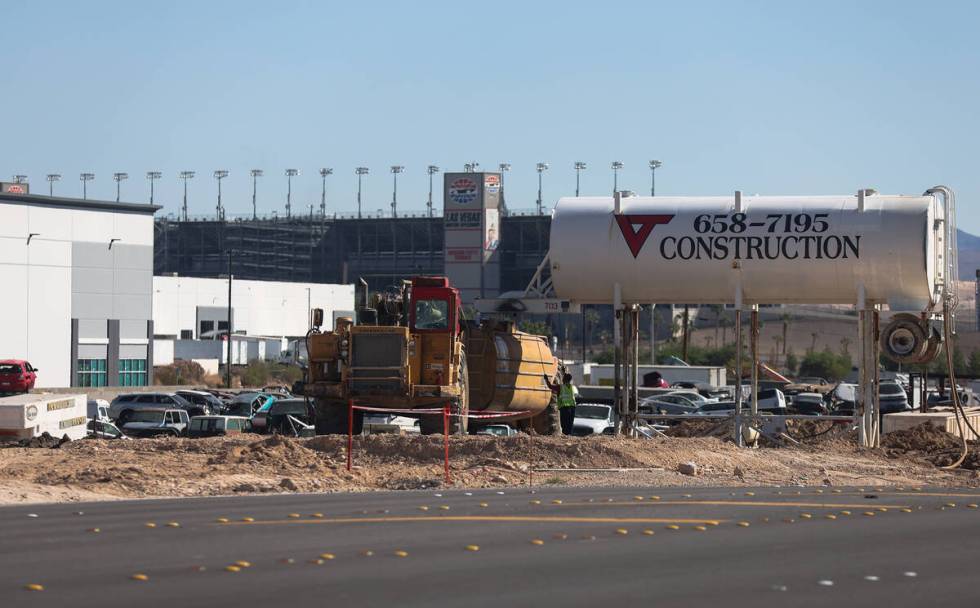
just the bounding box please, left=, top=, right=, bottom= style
left=153, top=276, right=354, bottom=339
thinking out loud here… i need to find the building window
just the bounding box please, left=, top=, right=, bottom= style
left=180, top=330, right=193, bottom=339
left=77, top=359, right=108, bottom=387
left=200, top=320, right=215, bottom=338
left=118, top=359, right=147, bottom=387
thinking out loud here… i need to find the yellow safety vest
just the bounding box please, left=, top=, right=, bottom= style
left=558, top=384, right=576, bottom=408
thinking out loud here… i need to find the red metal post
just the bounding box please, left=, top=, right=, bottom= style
left=443, top=403, right=450, bottom=483
left=346, top=399, right=354, bottom=472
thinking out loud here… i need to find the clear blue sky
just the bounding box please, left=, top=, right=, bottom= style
left=3, top=1, right=980, bottom=229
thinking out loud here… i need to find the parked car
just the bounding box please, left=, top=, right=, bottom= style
left=87, top=418, right=129, bottom=440
left=879, top=380, right=910, bottom=414
left=639, top=397, right=698, bottom=416
left=475, top=425, right=519, bottom=437
left=797, top=377, right=829, bottom=386
left=572, top=403, right=616, bottom=436
left=0, top=360, right=38, bottom=394
left=696, top=389, right=788, bottom=417
left=363, top=414, right=420, bottom=435
left=109, top=392, right=198, bottom=423
left=187, top=415, right=250, bottom=438
left=175, top=390, right=224, bottom=416
left=87, top=399, right=111, bottom=422
left=224, top=392, right=275, bottom=418
left=789, top=392, right=829, bottom=416
left=121, top=408, right=190, bottom=437
left=251, top=398, right=313, bottom=435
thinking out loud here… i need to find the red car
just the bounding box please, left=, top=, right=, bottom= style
left=0, top=360, right=38, bottom=394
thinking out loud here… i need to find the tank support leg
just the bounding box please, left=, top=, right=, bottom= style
left=734, top=308, right=744, bottom=447
left=858, top=305, right=881, bottom=448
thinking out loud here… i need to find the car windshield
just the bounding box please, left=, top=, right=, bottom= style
left=880, top=383, right=905, bottom=396
left=576, top=405, right=609, bottom=420
left=0, top=364, right=22, bottom=374
left=190, top=418, right=221, bottom=431
left=415, top=299, right=449, bottom=330
left=482, top=426, right=510, bottom=436
left=129, top=411, right=165, bottom=423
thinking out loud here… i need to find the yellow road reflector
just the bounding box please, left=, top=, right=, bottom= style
left=530, top=539, right=545, bottom=546
left=479, top=503, right=489, bottom=508
left=166, top=522, right=180, bottom=528
left=744, top=492, right=755, bottom=497
left=877, top=507, right=888, bottom=512
left=900, top=508, right=913, bottom=513
left=280, top=558, right=296, bottom=564
left=815, top=489, right=824, bottom=494
left=216, top=518, right=229, bottom=523
left=241, top=517, right=254, bottom=523
left=439, top=506, right=451, bottom=511
left=311, top=513, right=324, bottom=518
left=800, top=513, right=812, bottom=519
left=682, top=494, right=692, bottom=498
left=693, top=525, right=707, bottom=531
left=465, top=545, right=480, bottom=552
left=706, top=521, right=719, bottom=526
left=840, top=510, right=852, bottom=516
left=737, top=521, right=751, bottom=527
left=309, top=559, right=324, bottom=565
left=633, top=496, right=644, bottom=501
left=88, top=527, right=100, bottom=533
left=144, top=523, right=157, bottom=528
left=418, top=506, right=429, bottom=511
left=394, top=550, right=409, bottom=557
left=551, top=499, right=563, bottom=505
left=825, top=514, right=837, bottom=520
left=553, top=533, right=568, bottom=540
left=967, top=504, right=978, bottom=509
left=361, top=550, right=374, bottom=557
left=945, top=503, right=957, bottom=508
left=760, top=517, right=770, bottom=523
left=234, top=561, right=251, bottom=568
left=649, top=496, right=661, bottom=500
left=288, top=513, right=301, bottom=519
left=224, top=565, right=241, bottom=573
left=131, top=573, right=149, bottom=581
left=783, top=518, right=795, bottom=524
left=319, top=553, right=335, bottom=560
left=615, top=528, right=628, bottom=535
left=24, top=583, right=44, bottom=591
left=832, top=489, right=842, bottom=494
left=643, top=529, right=655, bottom=535
left=530, top=500, right=542, bottom=505
left=863, top=511, right=875, bottom=517
left=666, top=525, right=680, bottom=530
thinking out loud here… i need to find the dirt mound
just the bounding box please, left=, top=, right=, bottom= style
left=665, top=420, right=728, bottom=438
left=785, top=419, right=856, bottom=444
left=882, top=423, right=980, bottom=470
left=1, top=432, right=71, bottom=449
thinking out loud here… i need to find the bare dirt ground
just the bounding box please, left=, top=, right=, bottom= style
left=2, top=422, right=978, bottom=505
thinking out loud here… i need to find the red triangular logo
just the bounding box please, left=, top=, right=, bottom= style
left=615, top=214, right=674, bottom=258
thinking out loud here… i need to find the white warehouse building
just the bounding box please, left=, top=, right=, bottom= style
left=152, top=275, right=355, bottom=340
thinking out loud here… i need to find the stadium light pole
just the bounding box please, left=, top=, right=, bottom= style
left=426, top=165, right=440, bottom=218
left=146, top=171, right=161, bottom=204
left=318, top=168, right=332, bottom=217
left=535, top=162, right=549, bottom=215
left=79, top=173, right=95, bottom=199
left=285, top=169, right=299, bottom=219
left=249, top=169, right=263, bottom=220
left=574, top=161, right=587, bottom=197
left=179, top=171, right=195, bottom=221
left=649, top=159, right=662, bottom=196
left=46, top=174, right=61, bottom=196
left=213, top=170, right=229, bottom=220
left=611, top=161, right=624, bottom=194
left=498, top=163, right=511, bottom=210
left=112, top=172, right=129, bottom=202
left=13, top=174, right=28, bottom=184
left=390, top=165, right=404, bottom=218
left=463, top=162, right=480, bottom=173
left=355, top=167, right=369, bottom=219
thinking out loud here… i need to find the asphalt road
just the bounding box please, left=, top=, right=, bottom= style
left=3, top=485, right=979, bottom=607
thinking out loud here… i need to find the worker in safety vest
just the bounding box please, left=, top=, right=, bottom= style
left=547, top=372, right=579, bottom=435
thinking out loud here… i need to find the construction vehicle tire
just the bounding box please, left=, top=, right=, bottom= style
left=420, top=353, right=469, bottom=435
left=531, top=396, right=562, bottom=436
left=315, top=400, right=363, bottom=435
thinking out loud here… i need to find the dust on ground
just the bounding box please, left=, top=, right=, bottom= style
left=2, top=423, right=977, bottom=505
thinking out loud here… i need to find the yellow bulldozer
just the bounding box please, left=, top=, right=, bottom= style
left=297, top=276, right=562, bottom=435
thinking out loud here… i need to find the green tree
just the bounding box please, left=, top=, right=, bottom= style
left=969, top=349, right=980, bottom=377
left=799, top=350, right=852, bottom=381
left=785, top=349, right=799, bottom=374
left=519, top=321, right=550, bottom=337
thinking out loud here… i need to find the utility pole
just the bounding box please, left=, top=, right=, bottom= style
left=355, top=167, right=369, bottom=218
left=611, top=161, right=623, bottom=194
left=535, top=162, right=549, bottom=215
left=213, top=170, right=228, bottom=220
left=319, top=168, right=332, bottom=217
left=250, top=169, right=263, bottom=220
left=80, top=173, right=95, bottom=199
left=285, top=169, right=299, bottom=218
left=390, top=165, right=404, bottom=218
left=46, top=173, right=61, bottom=196
left=179, top=171, right=195, bottom=221
left=146, top=171, right=161, bottom=204
left=226, top=252, right=234, bottom=389
left=426, top=165, right=440, bottom=217
left=649, top=159, right=662, bottom=196
left=574, top=161, right=586, bottom=196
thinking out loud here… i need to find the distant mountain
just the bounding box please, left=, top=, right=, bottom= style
left=959, top=229, right=980, bottom=280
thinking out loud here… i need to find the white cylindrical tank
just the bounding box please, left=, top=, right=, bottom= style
left=549, top=193, right=946, bottom=311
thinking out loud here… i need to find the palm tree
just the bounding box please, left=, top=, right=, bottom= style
left=781, top=312, right=792, bottom=354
